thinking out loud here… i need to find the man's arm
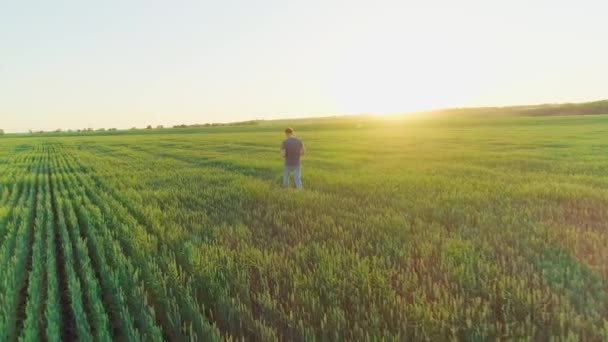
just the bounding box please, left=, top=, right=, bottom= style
left=281, top=141, right=286, bottom=159
left=300, top=142, right=305, bottom=156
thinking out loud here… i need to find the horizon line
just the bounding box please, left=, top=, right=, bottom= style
left=2, top=98, right=607, bottom=135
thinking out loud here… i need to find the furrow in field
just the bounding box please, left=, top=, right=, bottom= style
left=54, top=145, right=222, bottom=340
left=59, top=177, right=113, bottom=340
left=0, top=161, right=32, bottom=341
left=47, top=145, right=78, bottom=341
left=18, top=154, right=49, bottom=341
left=15, top=145, right=47, bottom=339
left=44, top=158, right=62, bottom=341
left=55, top=145, right=162, bottom=340
left=0, top=148, right=41, bottom=340
left=52, top=145, right=166, bottom=340
left=48, top=146, right=103, bottom=340
left=51, top=144, right=147, bottom=341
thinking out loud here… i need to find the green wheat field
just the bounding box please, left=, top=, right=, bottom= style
left=1, top=114, right=607, bottom=340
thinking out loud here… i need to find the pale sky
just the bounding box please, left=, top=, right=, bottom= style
left=1, top=0, right=606, bottom=132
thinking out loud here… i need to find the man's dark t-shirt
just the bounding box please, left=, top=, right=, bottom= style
left=282, top=137, right=303, bottom=167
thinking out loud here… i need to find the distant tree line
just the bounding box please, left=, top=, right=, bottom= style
left=16, top=120, right=259, bottom=135
left=172, top=120, right=259, bottom=128
left=427, top=100, right=608, bottom=118
left=26, top=128, right=119, bottom=135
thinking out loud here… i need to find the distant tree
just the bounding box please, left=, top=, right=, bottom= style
left=0, top=129, right=4, bottom=135
left=109, top=128, right=118, bottom=131
left=97, top=128, right=106, bottom=132
left=156, top=125, right=164, bottom=129
left=130, top=127, right=137, bottom=130
left=55, top=129, right=62, bottom=133
left=146, top=125, right=153, bottom=129
left=228, top=120, right=258, bottom=126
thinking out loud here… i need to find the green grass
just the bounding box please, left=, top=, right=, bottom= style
left=1, top=114, right=608, bottom=340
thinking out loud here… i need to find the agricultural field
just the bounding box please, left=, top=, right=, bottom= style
left=1, top=114, right=608, bottom=340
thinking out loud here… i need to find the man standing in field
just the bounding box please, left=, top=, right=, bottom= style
left=281, top=127, right=304, bottom=189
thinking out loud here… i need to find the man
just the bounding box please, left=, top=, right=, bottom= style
left=281, top=127, right=304, bottom=189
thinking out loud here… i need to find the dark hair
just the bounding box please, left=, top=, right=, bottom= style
left=284, top=127, right=294, bottom=134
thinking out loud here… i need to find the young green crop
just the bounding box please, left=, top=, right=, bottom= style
left=0, top=114, right=607, bottom=340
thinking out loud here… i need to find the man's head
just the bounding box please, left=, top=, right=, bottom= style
left=284, top=127, right=294, bottom=137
